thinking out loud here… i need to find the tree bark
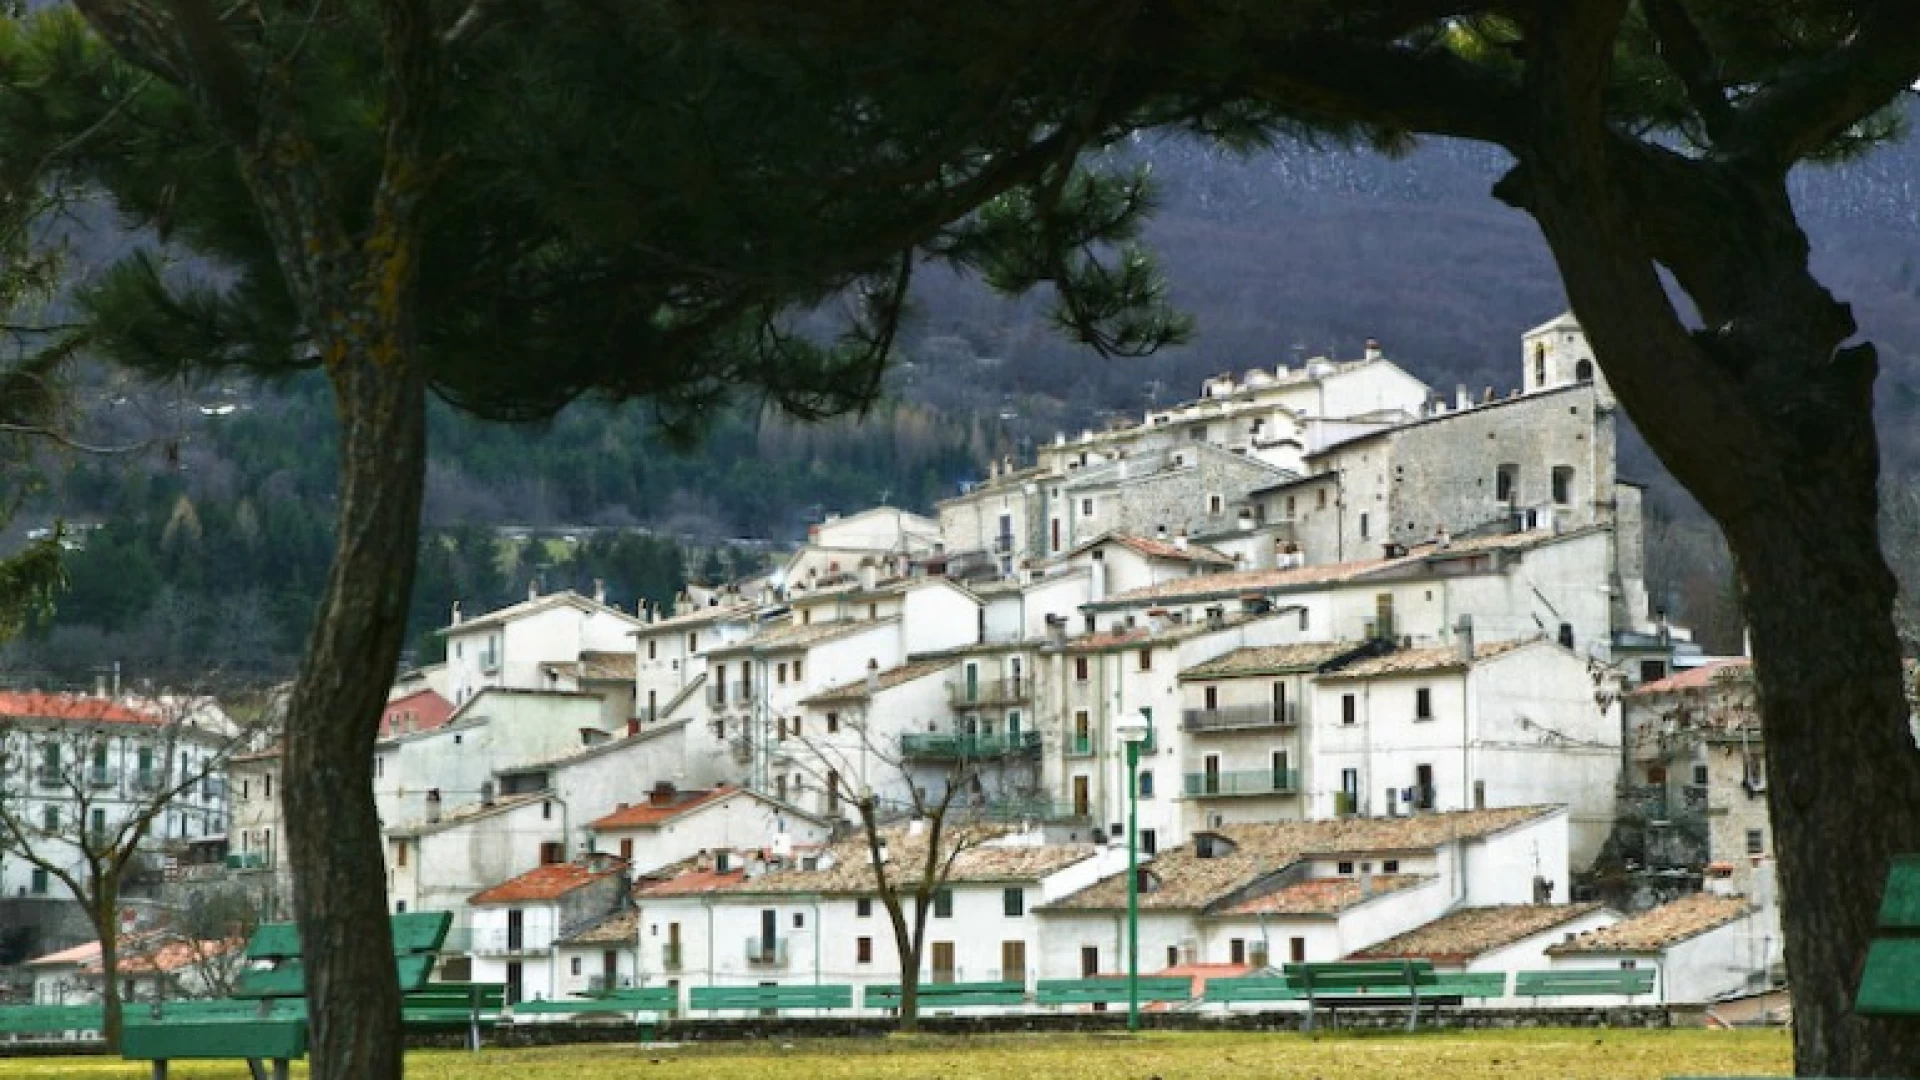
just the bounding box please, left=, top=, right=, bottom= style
left=281, top=328, right=426, bottom=1080
left=1505, top=16, right=1920, bottom=1067
left=93, top=884, right=122, bottom=1051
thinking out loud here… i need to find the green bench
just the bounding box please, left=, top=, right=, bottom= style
left=688, top=984, right=853, bottom=1014
left=516, top=986, right=678, bottom=1041
left=403, top=981, right=508, bottom=1051
left=1203, top=976, right=1306, bottom=1006
left=863, top=980, right=1028, bottom=1011
left=1427, top=971, right=1510, bottom=999
left=1034, top=977, right=1195, bottom=1009
left=1285, top=960, right=1448, bottom=1032
left=1857, top=853, right=1919, bottom=1018
left=1513, top=968, right=1657, bottom=1000
left=0, top=1003, right=105, bottom=1039
left=121, top=910, right=452, bottom=1080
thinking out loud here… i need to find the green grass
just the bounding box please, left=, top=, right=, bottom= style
left=2, top=1029, right=1790, bottom=1079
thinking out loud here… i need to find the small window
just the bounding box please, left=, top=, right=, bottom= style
left=1552, top=466, right=1575, bottom=505
left=1383, top=859, right=1400, bottom=873
left=793, top=660, right=803, bottom=681
left=1081, top=498, right=1094, bottom=517
left=1342, top=693, right=1357, bottom=726
left=1693, top=764, right=1710, bottom=787
left=1496, top=463, right=1519, bottom=503
left=1003, top=887, right=1025, bottom=917
left=396, top=841, right=408, bottom=868
left=1415, top=687, right=1432, bottom=720
left=1074, top=656, right=1090, bottom=682
left=1208, top=494, right=1223, bottom=515
left=777, top=663, right=788, bottom=684
left=30, top=867, right=48, bottom=894
left=934, top=889, right=954, bottom=919
left=1138, top=649, right=1153, bottom=672
left=793, top=912, right=805, bottom=929
left=1141, top=828, right=1158, bottom=856
left=1138, top=771, right=1155, bottom=800
left=540, top=842, right=564, bottom=865
left=856, top=937, right=873, bottom=964
left=856, top=898, right=873, bottom=918
left=1316, top=488, right=1328, bottom=509
left=1747, top=829, right=1765, bottom=855
left=1359, top=511, right=1369, bottom=540
left=570, top=957, right=582, bottom=976
left=1338, top=861, right=1355, bottom=875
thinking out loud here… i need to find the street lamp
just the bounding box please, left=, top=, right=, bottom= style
left=1113, top=708, right=1152, bottom=1033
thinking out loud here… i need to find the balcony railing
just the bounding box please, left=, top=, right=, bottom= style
left=732, top=680, right=756, bottom=703
left=1183, top=768, right=1301, bottom=798
left=131, top=769, right=162, bottom=793
left=900, top=731, right=1041, bottom=760
left=1066, top=734, right=1094, bottom=757
left=87, top=766, right=119, bottom=789
left=203, top=778, right=226, bottom=801
left=478, top=651, right=500, bottom=674
left=1334, top=791, right=1359, bottom=817
left=992, top=534, right=1015, bottom=555
left=35, top=764, right=63, bottom=787
left=744, top=937, right=788, bottom=967
left=470, top=928, right=544, bottom=956
left=662, top=943, right=684, bottom=971
left=947, top=677, right=1032, bottom=708
left=225, top=851, right=269, bottom=870
left=706, top=684, right=729, bottom=709
left=1182, top=702, right=1301, bottom=733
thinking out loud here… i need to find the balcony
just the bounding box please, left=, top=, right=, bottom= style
left=1066, top=734, right=1095, bottom=757
left=130, top=769, right=162, bottom=794
left=470, top=928, right=545, bottom=956
left=992, top=534, right=1016, bottom=555
left=732, top=680, right=756, bottom=704
left=203, top=778, right=226, bottom=801
left=947, top=677, right=1032, bottom=708
left=224, top=851, right=269, bottom=871
left=1183, top=768, right=1300, bottom=798
left=478, top=650, right=500, bottom=675
left=87, top=766, right=119, bottom=789
left=706, top=684, right=729, bottom=709
left=662, top=943, right=684, bottom=971
left=35, top=764, right=63, bottom=788
left=744, top=937, right=789, bottom=967
left=900, top=731, right=1041, bottom=761
left=1182, top=702, right=1300, bottom=733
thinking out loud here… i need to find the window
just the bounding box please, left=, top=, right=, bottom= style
left=1081, top=498, right=1095, bottom=517
left=1552, top=466, right=1575, bottom=505
left=1074, top=656, right=1090, bottom=682
left=1383, top=859, right=1400, bottom=873
left=793, top=660, right=803, bottom=681
left=1317, top=488, right=1328, bottom=510
left=1359, top=511, right=1369, bottom=540
left=571, top=957, right=582, bottom=976
left=687, top=632, right=698, bottom=651
left=1230, top=938, right=1246, bottom=965
left=1575, top=358, right=1594, bottom=382
left=1140, top=829, right=1158, bottom=856
left=1167, top=946, right=1180, bottom=968
left=1693, top=763, right=1710, bottom=786
left=648, top=641, right=657, bottom=660
left=1138, top=771, right=1155, bottom=800
left=1338, top=860, right=1355, bottom=875
left=826, top=712, right=840, bottom=734
left=396, top=841, right=408, bottom=868
left=1003, top=887, right=1025, bottom=917
left=619, top=838, right=634, bottom=862
left=30, top=867, right=48, bottom=894
left=1415, top=763, right=1436, bottom=809
left=41, top=805, right=57, bottom=832
left=1747, top=829, right=1765, bottom=855
left=777, top=662, right=788, bottom=684
left=91, top=808, right=106, bottom=839
left=933, top=889, right=954, bottom=918
left=793, top=912, right=805, bottom=929
left=1640, top=660, right=1667, bottom=684
left=1415, top=687, right=1432, bottom=720
left=1496, top=463, right=1519, bottom=503
left=1138, top=648, right=1152, bottom=672
left=1209, top=494, right=1223, bottom=515
left=1533, top=343, right=1547, bottom=386
left=540, top=842, right=564, bottom=865
left=1290, top=937, right=1307, bottom=964
left=857, top=937, right=873, bottom=964
left=265, top=774, right=272, bottom=799
left=1342, top=693, right=1357, bottom=726
left=1204, top=686, right=1218, bottom=710
left=542, top=801, right=553, bottom=821
left=856, top=897, right=873, bottom=918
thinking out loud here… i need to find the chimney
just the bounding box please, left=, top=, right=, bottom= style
left=527, top=579, right=540, bottom=602
left=479, top=781, right=496, bottom=807
left=1455, top=614, right=1475, bottom=664
left=1434, top=524, right=1451, bottom=549
left=1156, top=524, right=1170, bottom=541
left=1174, top=529, right=1189, bottom=553
left=593, top=578, right=607, bottom=605
left=426, top=788, right=443, bottom=824
left=1238, top=508, right=1255, bottom=532
left=860, top=561, right=879, bottom=591
left=865, top=658, right=881, bottom=695
left=1045, top=614, right=1067, bottom=646
left=1364, top=338, right=1383, bottom=361
left=990, top=458, right=1001, bottom=481
left=1482, top=386, right=1495, bottom=403
left=1455, top=383, right=1471, bottom=410
left=93, top=672, right=108, bottom=699
left=696, top=849, right=713, bottom=873
left=1205, top=605, right=1226, bottom=631
left=450, top=600, right=463, bottom=626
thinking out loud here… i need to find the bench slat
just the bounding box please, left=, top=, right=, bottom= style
left=1035, top=978, right=1193, bottom=1005
left=237, top=954, right=437, bottom=999
left=1877, top=854, right=1920, bottom=932
left=516, top=988, right=679, bottom=1014
left=1204, top=977, right=1305, bottom=1003
left=244, top=911, right=452, bottom=962
left=1856, top=937, right=1920, bottom=1017
left=122, top=1018, right=308, bottom=1061
left=689, top=985, right=853, bottom=1011
left=1514, top=969, right=1655, bottom=996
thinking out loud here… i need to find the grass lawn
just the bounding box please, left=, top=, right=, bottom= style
left=4, top=1029, right=1790, bottom=1079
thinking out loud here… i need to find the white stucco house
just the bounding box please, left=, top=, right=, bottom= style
left=1545, top=892, right=1779, bottom=1003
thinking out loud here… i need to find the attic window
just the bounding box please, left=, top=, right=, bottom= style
left=1135, top=869, right=1160, bottom=893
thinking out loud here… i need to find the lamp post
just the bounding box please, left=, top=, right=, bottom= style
left=1113, top=709, right=1152, bottom=1033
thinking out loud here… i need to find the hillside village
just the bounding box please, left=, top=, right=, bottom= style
left=6, top=315, right=1797, bottom=1013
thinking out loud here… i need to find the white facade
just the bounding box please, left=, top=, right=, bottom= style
left=442, top=591, right=644, bottom=708
left=586, top=785, right=832, bottom=876
left=374, top=689, right=615, bottom=827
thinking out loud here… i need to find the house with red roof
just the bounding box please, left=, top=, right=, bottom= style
left=27, top=933, right=242, bottom=1006
left=584, top=782, right=830, bottom=876
left=467, top=853, right=630, bottom=1005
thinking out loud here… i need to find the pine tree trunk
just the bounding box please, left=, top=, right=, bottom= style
left=281, top=327, right=427, bottom=1080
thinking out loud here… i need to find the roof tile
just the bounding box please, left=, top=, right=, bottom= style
left=1350, top=903, right=1605, bottom=961
left=470, top=860, right=628, bottom=906
left=1546, top=893, right=1751, bottom=954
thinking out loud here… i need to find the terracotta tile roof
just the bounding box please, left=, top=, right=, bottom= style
left=1547, top=893, right=1751, bottom=955
left=30, top=935, right=240, bottom=975
left=378, top=689, right=454, bottom=739
left=729, top=833, right=1098, bottom=896
left=635, top=867, right=747, bottom=897
left=559, top=908, right=640, bottom=946
left=801, top=659, right=957, bottom=706
left=1095, top=559, right=1392, bottom=608
left=1318, top=637, right=1542, bottom=680
left=1180, top=642, right=1364, bottom=679
left=1063, top=612, right=1269, bottom=653
left=441, top=591, right=641, bottom=636
left=1350, top=904, right=1606, bottom=961
left=1220, top=874, right=1432, bottom=916
left=0, top=692, right=158, bottom=726
left=1067, top=532, right=1235, bottom=566
left=470, top=860, right=629, bottom=906
left=1047, top=806, right=1558, bottom=912
left=589, top=786, right=736, bottom=830
left=1630, top=659, right=1752, bottom=696
left=542, top=651, right=638, bottom=682
left=706, top=616, right=898, bottom=655
left=633, top=601, right=760, bottom=634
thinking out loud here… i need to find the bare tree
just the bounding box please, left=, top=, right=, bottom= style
left=781, top=702, right=1046, bottom=1030
left=0, top=688, right=258, bottom=1047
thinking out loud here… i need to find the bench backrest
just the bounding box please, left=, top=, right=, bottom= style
left=1858, top=854, right=1920, bottom=1017
left=1035, top=977, right=1194, bottom=1004
left=517, top=986, right=681, bottom=1014
left=0, top=1004, right=103, bottom=1035
left=1203, top=977, right=1305, bottom=1003
left=1425, top=971, right=1510, bottom=998
left=404, top=982, right=508, bottom=1012
left=1513, top=968, right=1656, bottom=996
left=862, top=981, right=1027, bottom=1008
left=1285, top=960, right=1434, bottom=994
left=688, top=984, right=853, bottom=1011
left=236, top=911, right=451, bottom=1000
